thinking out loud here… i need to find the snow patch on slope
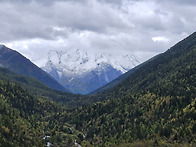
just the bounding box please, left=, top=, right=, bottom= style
left=39, top=48, right=140, bottom=75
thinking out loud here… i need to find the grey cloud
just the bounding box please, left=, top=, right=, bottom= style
left=0, top=0, right=132, bottom=41
left=0, top=0, right=86, bottom=5
left=155, top=0, right=196, bottom=6
left=50, top=1, right=133, bottom=33
left=0, top=0, right=196, bottom=64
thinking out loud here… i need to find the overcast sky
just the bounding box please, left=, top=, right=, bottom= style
left=0, top=0, right=196, bottom=65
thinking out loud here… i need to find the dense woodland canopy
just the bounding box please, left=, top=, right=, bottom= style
left=0, top=32, right=196, bottom=146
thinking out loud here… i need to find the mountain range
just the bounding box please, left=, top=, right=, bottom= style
left=38, top=49, right=140, bottom=94
left=0, top=32, right=196, bottom=146
left=0, top=45, right=140, bottom=94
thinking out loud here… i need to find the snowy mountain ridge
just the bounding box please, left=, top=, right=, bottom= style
left=40, top=49, right=139, bottom=74
left=36, top=48, right=140, bottom=94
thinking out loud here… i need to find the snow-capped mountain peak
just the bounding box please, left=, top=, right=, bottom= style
left=36, top=48, right=140, bottom=94
left=42, top=49, right=139, bottom=74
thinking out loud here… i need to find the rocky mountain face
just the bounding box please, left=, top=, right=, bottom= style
left=40, top=49, right=140, bottom=94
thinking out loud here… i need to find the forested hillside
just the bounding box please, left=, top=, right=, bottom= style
left=95, top=32, right=196, bottom=98
left=0, top=67, right=94, bottom=107
left=0, top=81, right=82, bottom=146
left=63, top=32, right=196, bottom=146
left=0, top=45, right=68, bottom=92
